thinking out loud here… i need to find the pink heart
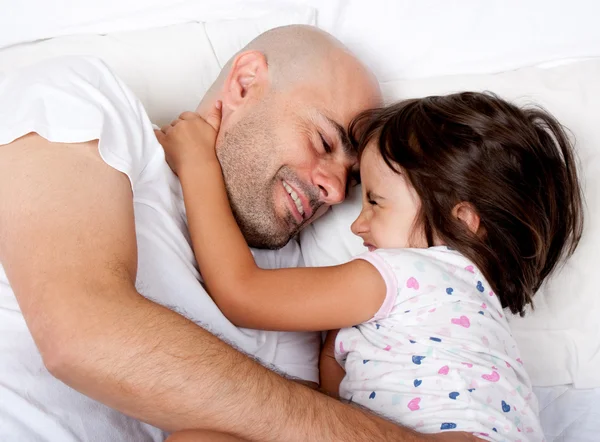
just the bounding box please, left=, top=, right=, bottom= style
left=489, top=291, right=494, bottom=297
left=481, top=303, right=487, bottom=309
left=339, top=342, right=345, bottom=353
left=451, top=315, right=471, bottom=328
left=506, top=361, right=511, bottom=368
left=384, top=345, right=391, bottom=351
left=465, top=265, right=475, bottom=273
left=407, top=397, right=421, bottom=411
left=438, top=365, right=449, bottom=375
left=406, top=277, right=420, bottom=290
left=517, top=358, right=524, bottom=365
left=428, top=308, right=436, bottom=313
left=482, top=371, right=500, bottom=382
left=461, top=362, right=473, bottom=368
left=482, top=336, right=490, bottom=346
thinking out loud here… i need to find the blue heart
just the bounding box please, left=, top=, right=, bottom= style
left=363, top=359, right=370, bottom=364
left=478, top=311, right=484, bottom=315
left=440, top=423, right=457, bottom=430
left=468, top=388, right=475, bottom=393
left=409, top=339, right=416, bottom=344
left=369, top=391, right=376, bottom=399
left=502, top=400, right=511, bottom=412
left=449, top=392, right=460, bottom=400
left=404, top=310, right=411, bottom=313
left=446, top=287, right=454, bottom=295
left=413, top=379, right=422, bottom=387
left=492, top=428, right=497, bottom=432
left=430, top=337, right=442, bottom=342
left=412, top=355, right=426, bottom=365
left=375, top=323, right=381, bottom=329
left=476, top=281, right=484, bottom=292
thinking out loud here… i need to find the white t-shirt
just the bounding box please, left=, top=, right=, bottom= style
left=0, top=56, right=319, bottom=442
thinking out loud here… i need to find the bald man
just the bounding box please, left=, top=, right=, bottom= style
left=0, top=26, right=476, bottom=442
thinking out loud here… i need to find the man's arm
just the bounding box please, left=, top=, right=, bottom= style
left=0, top=134, right=472, bottom=441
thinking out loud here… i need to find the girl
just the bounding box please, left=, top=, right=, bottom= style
left=157, top=92, right=583, bottom=441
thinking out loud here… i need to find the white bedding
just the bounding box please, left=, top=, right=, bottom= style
left=535, top=386, right=600, bottom=442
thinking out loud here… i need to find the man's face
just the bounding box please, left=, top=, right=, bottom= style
left=217, top=66, right=380, bottom=249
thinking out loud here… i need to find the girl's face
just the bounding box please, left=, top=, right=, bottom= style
left=351, top=143, right=425, bottom=251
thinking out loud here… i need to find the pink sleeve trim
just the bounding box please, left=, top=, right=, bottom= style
left=352, top=251, right=398, bottom=322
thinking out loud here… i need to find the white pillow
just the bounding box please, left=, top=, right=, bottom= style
left=0, top=10, right=315, bottom=127
left=281, top=0, right=600, bottom=80
left=300, top=58, right=600, bottom=389
left=6, top=0, right=600, bottom=80
left=0, top=0, right=315, bottom=50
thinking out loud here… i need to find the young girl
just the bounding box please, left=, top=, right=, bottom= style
left=157, top=92, right=583, bottom=441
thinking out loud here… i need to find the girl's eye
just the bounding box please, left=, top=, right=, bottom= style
left=319, top=133, right=332, bottom=154
left=368, top=199, right=378, bottom=206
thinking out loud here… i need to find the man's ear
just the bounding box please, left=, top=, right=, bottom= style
left=222, top=51, right=269, bottom=111
left=452, top=202, right=481, bottom=235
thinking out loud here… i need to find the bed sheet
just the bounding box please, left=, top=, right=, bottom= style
left=535, top=385, right=600, bottom=442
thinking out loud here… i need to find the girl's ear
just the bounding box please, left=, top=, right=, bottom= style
left=452, top=202, right=481, bottom=235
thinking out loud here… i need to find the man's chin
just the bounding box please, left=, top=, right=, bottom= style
left=243, top=226, right=294, bottom=250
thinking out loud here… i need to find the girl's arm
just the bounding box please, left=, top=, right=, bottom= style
left=319, top=330, right=345, bottom=397
left=157, top=105, right=387, bottom=332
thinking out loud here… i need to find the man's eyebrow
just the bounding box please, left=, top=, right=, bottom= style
left=324, top=116, right=355, bottom=157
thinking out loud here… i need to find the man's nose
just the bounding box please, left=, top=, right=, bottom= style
left=313, top=163, right=346, bottom=206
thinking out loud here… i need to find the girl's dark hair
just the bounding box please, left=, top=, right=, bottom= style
left=350, top=92, right=584, bottom=315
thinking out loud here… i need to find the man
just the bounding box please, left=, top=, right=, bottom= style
left=0, top=25, right=475, bottom=441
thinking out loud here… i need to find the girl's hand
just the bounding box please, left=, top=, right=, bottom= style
left=155, top=101, right=222, bottom=176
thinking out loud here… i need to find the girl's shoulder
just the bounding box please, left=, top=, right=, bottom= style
left=365, top=246, right=492, bottom=296
left=367, top=246, right=472, bottom=270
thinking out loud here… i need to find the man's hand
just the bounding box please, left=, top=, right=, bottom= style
left=155, top=101, right=222, bottom=176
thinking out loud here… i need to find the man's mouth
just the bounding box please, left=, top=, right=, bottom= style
left=282, top=180, right=313, bottom=223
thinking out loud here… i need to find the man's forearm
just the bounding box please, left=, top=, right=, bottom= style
left=52, top=289, right=427, bottom=441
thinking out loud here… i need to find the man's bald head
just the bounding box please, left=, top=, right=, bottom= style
left=201, top=25, right=378, bottom=109
left=197, top=25, right=381, bottom=249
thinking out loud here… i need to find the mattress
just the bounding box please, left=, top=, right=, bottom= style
left=535, top=386, right=600, bottom=442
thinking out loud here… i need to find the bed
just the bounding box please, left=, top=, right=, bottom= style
left=1, top=1, right=599, bottom=440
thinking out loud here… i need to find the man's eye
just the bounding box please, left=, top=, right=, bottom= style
left=319, top=133, right=332, bottom=154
